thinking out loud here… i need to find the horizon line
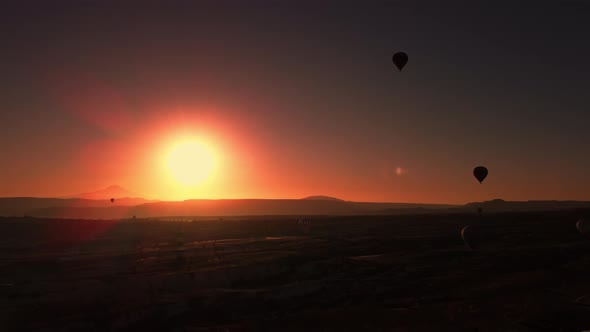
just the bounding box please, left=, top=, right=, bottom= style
left=1, top=196, right=590, bottom=205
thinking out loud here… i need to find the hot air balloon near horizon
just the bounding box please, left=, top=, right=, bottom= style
left=461, top=225, right=478, bottom=250
left=392, top=52, right=408, bottom=71
left=299, top=218, right=311, bottom=234
left=110, top=198, right=115, bottom=203
left=473, top=166, right=488, bottom=184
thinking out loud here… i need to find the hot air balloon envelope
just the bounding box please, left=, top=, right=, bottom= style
left=299, top=218, right=311, bottom=234
left=461, top=225, right=478, bottom=250
left=392, top=52, right=408, bottom=71
left=110, top=198, right=115, bottom=203
left=473, top=166, right=488, bottom=183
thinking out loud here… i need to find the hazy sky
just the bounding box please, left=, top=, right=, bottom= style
left=1, top=1, right=590, bottom=203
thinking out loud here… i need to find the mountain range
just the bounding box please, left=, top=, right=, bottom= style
left=65, top=185, right=142, bottom=200
left=2, top=186, right=590, bottom=219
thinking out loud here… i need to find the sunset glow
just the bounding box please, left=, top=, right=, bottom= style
left=4, top=3, right=590, bottom=329
left=166, top=138, right=216, bottom=187
left=2, top=2, right=590, bottom=205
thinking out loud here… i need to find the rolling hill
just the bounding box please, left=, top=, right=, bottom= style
left=2, top=194, right=590, bottom=219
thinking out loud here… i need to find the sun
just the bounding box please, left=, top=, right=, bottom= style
left=166, top=139, right=216, bottom=186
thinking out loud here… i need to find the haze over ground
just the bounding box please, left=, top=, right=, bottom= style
left=2, top=1, right=590, bottom=203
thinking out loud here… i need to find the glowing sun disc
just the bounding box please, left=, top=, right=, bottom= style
left=166, top=139, right=215, bottom=186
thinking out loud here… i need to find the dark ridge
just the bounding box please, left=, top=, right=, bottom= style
left=301, top=196, right=345, bottom=202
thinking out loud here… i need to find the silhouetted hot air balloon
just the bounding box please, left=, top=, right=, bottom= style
left=392, top=52, right=408, bottom=71
left=473, top=166, right=488, bottom=184
left=299, top=218, right=311, bottom=234
left=110, top=198, right=115, bottom=203
left=577, top=219, right=590, bottom=235
left=461, top=225, right=478, bottom=250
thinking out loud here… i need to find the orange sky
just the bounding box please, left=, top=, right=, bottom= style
left=2, top=2, right=590, bottom=204
left=2, top=87, right=587, bottom=204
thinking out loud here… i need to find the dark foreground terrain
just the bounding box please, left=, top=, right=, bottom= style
left=1, top=212, right=590, bottom=331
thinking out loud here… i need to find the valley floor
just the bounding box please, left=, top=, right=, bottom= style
left=1, top=212, right=589, bottom=331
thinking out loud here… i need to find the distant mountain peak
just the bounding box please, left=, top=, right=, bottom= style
left=301, top=195, right=345, bottom=202
left=71, top=185, right=140, bottom=200
left=466, top=198, right=506, bottom=206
